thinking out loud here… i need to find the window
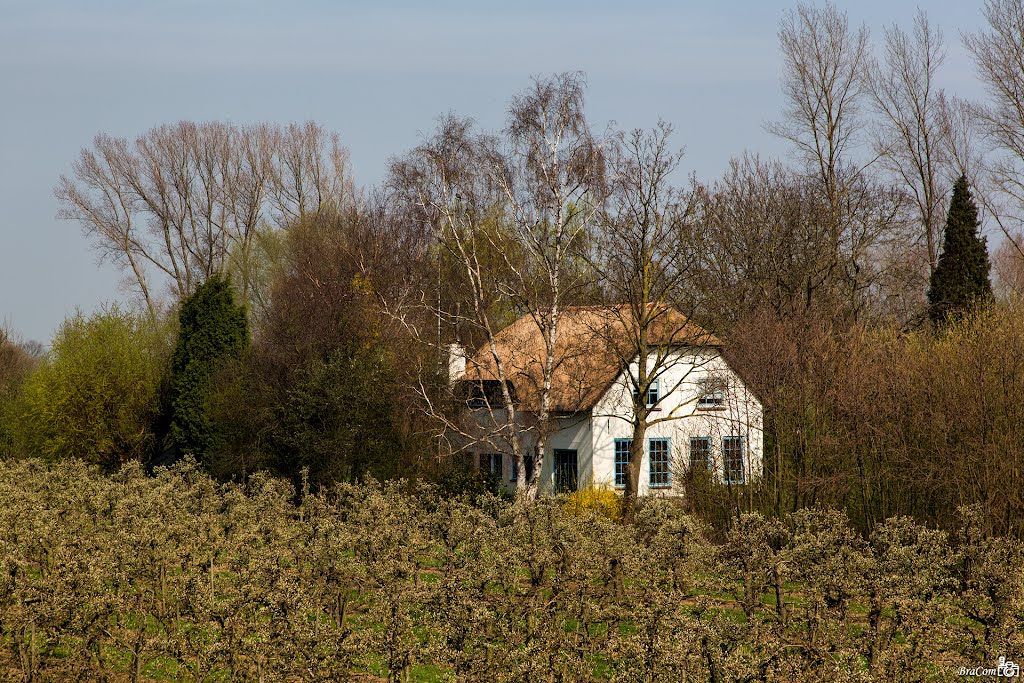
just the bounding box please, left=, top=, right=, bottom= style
left=465, top=380, right=513, bottom=409
left=633, top=379, right=660, bottom=408
left=510, top=456, right=534, bottom=483
left=614, top=439, right=631, bottom=488
left=649, top=438, right=671, bottom=488
left=697, top=378, right=726, bottom=408
left=723, top=436, right=744, bottom=484
left=481, top=453, right=503, bottom=479
left=689, top=436, right=711, bottom=471
left=553, top=449, right=578, bottom=493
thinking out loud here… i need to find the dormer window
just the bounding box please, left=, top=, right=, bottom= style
left=464, top=380, right=513, bottom=410
left=697, top=378, right=726, bottom=408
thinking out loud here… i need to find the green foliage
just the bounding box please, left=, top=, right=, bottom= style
left=0, top=329, right=38, bottom=456
left=271, top=346, right=403, bottom=488
left=204, top=211, right=417, bottom=487
left=928, top=176, right=992, bottom=325
left=13, top=308, right=168, bottom=468
left=169, top=275, right=248, bottom=462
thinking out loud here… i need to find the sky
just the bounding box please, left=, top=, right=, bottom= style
left=0, top=0, right=990, bottom=344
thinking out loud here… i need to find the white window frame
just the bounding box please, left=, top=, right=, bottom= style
left=648, top=438, right=671, bottom=488
left=697, top=377, right=726, bottom=409
left=722, top=436, right=745, bottom=485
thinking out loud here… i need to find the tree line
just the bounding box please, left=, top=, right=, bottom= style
left=0, top=1, right=1023, bottom=532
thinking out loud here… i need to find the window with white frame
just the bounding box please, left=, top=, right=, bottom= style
left=689, top=436, right=711, bottom=471
left=648, top=438, right=671, bottom=488
left=723, top=436, right=744, bottom=484
left=633, top=379, right=660, bottom=408
left=697, top=377, right=726, bottom=408
left=614, top=439, right=631, bottom=488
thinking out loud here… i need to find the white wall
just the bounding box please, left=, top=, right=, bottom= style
left=467, top=411, right=592, bottom=496
left=463, top=348, right=762, bottom=497
left=535, top=415, right=592, bottom=495
left=590, top=348, right=763, bottom=495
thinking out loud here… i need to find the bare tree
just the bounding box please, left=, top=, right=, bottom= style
left=696, top=154, right=912, bottom=326
left=389, top=73, right=605, bottom=500
left=867, top=10, right=951, bottom=276
left=585, top=123, right=714, bottom=514
left=964, top=0, right=1024, bottom=261
left=937, top=93, right=983, bottom=186
left=768, top=2, right=893, bottom=320
left=56, top=121, right=354, bottom=316
left=769, top=1, right=870, bottom=215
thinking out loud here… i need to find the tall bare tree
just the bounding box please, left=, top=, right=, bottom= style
left=935, top=93, right=983, bottom=188
left=586, top=123, right=713, bottom=515
left=769, top=1, right=870, bottom=215
left=769, top=2, right=891, bottom=320
left=56, top=121, right=354, bottom=316
left=964, top=0, right=1024, bottom=262
left=696, top=155, right=909, bottom=325
left=867, top=10, right=951, bottom=276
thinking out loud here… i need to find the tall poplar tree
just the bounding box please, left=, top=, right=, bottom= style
left=928, top=175, right=992, bottom=324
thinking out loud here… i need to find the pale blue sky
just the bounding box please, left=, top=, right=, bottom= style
left=0, top=1, right=987, bottom=343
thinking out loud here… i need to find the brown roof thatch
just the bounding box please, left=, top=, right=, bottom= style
left=462, top=304, right=720, bottom=413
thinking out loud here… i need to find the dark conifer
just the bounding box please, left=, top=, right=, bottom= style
left=928, top=176, right=992, bottom=324
left=168, top=275, right=248, bottom=461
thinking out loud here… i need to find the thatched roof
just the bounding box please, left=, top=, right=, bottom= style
left=462, top=304, right=720, bottom=413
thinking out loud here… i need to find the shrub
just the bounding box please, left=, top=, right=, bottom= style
left=14, top=307, right=169, bottom=468
left=0, top=328, right=38, bottom=456
left=562, top=481, right=624, bottom=522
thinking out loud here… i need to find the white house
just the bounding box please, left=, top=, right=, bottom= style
left=452, top=305, right=763, bottom=496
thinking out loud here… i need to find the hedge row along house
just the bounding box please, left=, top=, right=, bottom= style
left=449, top=304, right=763, bottom=496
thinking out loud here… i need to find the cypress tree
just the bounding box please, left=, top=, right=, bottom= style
left=928, top=176, right=992, bottom=325
left=169, top=275, right=248, bottom=462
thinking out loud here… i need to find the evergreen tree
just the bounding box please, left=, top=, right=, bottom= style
left=168, top=275, right=248, bottom=462
left=928, top=176, right=992, bottom=324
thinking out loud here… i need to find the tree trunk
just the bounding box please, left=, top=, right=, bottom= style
left=623, top=421, right=647, bottom=522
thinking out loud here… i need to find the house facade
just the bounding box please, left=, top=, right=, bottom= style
left=455, top=306, right=763, bottom=496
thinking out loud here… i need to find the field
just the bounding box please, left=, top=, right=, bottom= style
left=0, top=458, right=1021, bottom=682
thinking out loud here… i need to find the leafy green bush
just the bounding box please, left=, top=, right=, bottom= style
left=272, top=347, right=403, bottom=487
left=13, top=308, right=169, bottom=468
left=0, top=328, right=38, bottom=456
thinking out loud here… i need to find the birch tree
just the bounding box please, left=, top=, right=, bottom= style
left=389, top=73, right=605, bottom=500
